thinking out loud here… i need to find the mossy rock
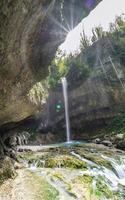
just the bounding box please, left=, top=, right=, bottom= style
left=70, top=174, right=95, bottom=199
left=24, top=170, right=59, bottom=200
left=52, top=171, right=64, bottom=181
left=75, top=149, right=113, bottom=169
left=19, top=151, right=44, bottom=168
left=95, top=175, right=113, bottom=199
left=45, top=155, right=87, bottom=169
left=19, top=151, right=34, bottom=159
left=72, top=174, right=93, bottom=185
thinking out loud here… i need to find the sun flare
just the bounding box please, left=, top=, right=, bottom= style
left=60, top=0, right=125, bottom=55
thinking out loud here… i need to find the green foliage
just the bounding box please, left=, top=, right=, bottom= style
left=47, top=50, right=69, bottom=88
left=80, top=29, right=90, bottom=50
left=112, top=36, right=125, bottom=64
left=48, top=14, right=125, bottom=88
left=105, top=113, right=125, bottom=135
left=47, top=50, right=90, bottom=88
left=69, top=55, right=90, bottom=75
left=80, top=14, right=125, bottom=66
left=107, top=15, right=125, bottom=64
left=91, top=25, right=106, bottom=43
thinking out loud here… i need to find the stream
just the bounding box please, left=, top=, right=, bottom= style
left=20, top=142, right=125, bottom=200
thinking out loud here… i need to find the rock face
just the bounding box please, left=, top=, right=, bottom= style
left=0, top=0, right=101, bottom=126
left=39, top=38, right=125, bottom=140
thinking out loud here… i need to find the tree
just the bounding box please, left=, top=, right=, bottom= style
left=47, top=50, right=69, bottom=88
left=80, top=29, right=90, bottom=50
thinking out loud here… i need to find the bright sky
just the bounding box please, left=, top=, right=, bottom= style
left=60, top=0, right=125, bottom=55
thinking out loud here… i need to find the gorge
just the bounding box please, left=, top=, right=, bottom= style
left=0, top=0, right=125, bottom=199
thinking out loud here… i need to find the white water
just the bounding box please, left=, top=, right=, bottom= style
left=26, top=146, right=125, bottom=199
left=61, top=77, right=71, bottom=142
left=71, top=151, right=125, bottom=190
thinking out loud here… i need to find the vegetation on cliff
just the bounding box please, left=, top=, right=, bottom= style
left=47, top=50, right=90, bottom=88
left=47, top=14, right=125, bottom=89
left=104, top=112, right=125, bottom=135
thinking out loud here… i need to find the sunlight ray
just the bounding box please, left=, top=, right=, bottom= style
left=63, top=16, right=72, bottom=32
left=49, top=14, right=69, bottom=33
left=60, top=0, right=125, bottom=55
left=70, top=2, right=74, bottom=30
left=109, top=56, right=125, bottom=91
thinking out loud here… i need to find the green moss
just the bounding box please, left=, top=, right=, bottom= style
left=45, top=158, right=56, bottom=168
left=52, top=171, right=64, bottom=181
left=95, top=176, right=113, bottom=199
left=66, top=187, right=78, bottom=199
left=76, top=150, right=113, bottom=170
left=25, top=170, right=59, bottom=200
left=52, top=171, right=77, bottom=198
left=70, top=174, right=95, bottom=199
left=72, top=174, right=93, bottom=185
left=45, top=155, right=87, bottom=169
left=20, top=151, right=34, bottom=159
left=91, top=157, right=112, bottom=169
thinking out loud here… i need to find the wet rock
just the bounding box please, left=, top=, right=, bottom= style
left=93, top=138, right=101, bottom=144
left=17, top=131, right=30, bottom=145
left=90, top=148, right=96, bottom=153
left=102, top=140, right=113, bottom=147
left=14, top=162, right=23, bottom=170
left=115, top=133, right=124, bottom=140
left=119, top=178, right=125, bottom=186
left=116, top=142, right=125, bottom=151
left=112, top=133, right=125, bottom=151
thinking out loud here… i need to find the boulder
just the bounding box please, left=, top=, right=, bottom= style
left=93, top=138, right=101, bottom=144
left=115, top=134, right=124, bottom=140
left=116, top=142, right=125, bottom=151
left=101, top=140, right=113, bottom=147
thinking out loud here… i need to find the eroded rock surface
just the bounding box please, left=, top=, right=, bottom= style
left=0, top=0, right=103, bottom=157
left=0, top=0, right=101, bottom=125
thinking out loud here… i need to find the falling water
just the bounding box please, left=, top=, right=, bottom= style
left=61, top=77, right=71, bottom=142
left=71, top=151, right=125, bottom=189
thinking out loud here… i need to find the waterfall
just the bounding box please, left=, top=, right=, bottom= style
left=61, top=77, right=71, bottom=142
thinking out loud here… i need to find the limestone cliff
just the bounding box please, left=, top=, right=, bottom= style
left=0, top=0, right=103, bottom=157
left=0, top=0, right=101, bottom=125
left=42, top=38, right=125, bottom=139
